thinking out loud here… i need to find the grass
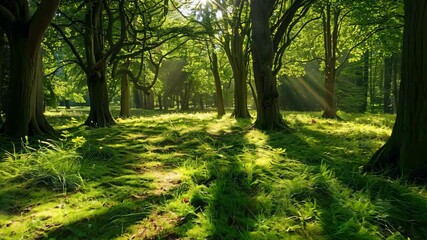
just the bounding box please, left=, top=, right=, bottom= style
left=0, top=108, right=426, bottom=239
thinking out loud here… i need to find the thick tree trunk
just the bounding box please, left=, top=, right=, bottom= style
left=383, top=56, right=393, bottom=113
left=3, top=39, right=55, bottom=137
left=65, top=100, right=70, bottom=109
left=364, top=0, right=427, bottom=181
left=0, top=0, right=58, bottom=137
left=83, top=0, right=115, bottom=127
left=251, top=0, right=290, bottom=131
left=232, top=69, right=250, bottom=118
left=210, top=50, right=225, bottom=117
left=85, top=70, right=115, bottom=127
left=120, top=60, right=130, bottom=118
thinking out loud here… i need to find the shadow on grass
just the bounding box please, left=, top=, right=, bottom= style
left=266, top=123, right=427, bottom=239
left=1, top=111, right=425, bottom=239
left=43, top=186, right=180, bottom=240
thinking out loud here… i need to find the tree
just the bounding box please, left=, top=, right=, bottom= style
left=364, top=0, right=427, bottom=181
left=0, top=0, right=59, bottom=137
left=251, top=0, right=314, bottom=130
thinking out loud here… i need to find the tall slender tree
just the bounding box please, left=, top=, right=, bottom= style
left=364, top=0, right=427, bottom=181
left=0, top=0, right=59, bottom=137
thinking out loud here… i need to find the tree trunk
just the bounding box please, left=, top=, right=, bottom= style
left=3, top=39, right=55, bottom=137
left=133, top=87, right=143, bottom=108
left=364, top=0, right=427, bottom=181
left=370, top=52, right=375, bottom=112
left=251, top=0, right=290, bottom=131
left=199, top=95, right=204, bottom=111
left=85, top=70, right=115, bottom=127
left=392, top=53, right=399, bottom=113
left=120, top=60, right=130, bottom=118
left=231, top=68, right=250, bottom=118
left=223, top=9, right=251, bottom=119
left=321, top=3, right=340, bottom=119
left=361, top=50, right=369, bottom=113
left=158, top=95, right=163, bottom=110
left=0, top=30, right=4, bottom=120
left=0, top=0, right=59, bottom=137
left=145, top=91, right=154, bottom=110
left=180, top=83, right=190, bottom=111
left=65, top=100, right=71, bottom=109
left=383, top=56, right=393, bottom=114
left=83, top=0, right=115, bottom=127
left=210, top=50, right=225, bottom=117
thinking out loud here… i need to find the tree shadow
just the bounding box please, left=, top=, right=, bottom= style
left=266, top=123, right=427, bottom=239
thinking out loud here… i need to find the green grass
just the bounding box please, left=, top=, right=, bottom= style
left=0, top=108, right=426, bottom=239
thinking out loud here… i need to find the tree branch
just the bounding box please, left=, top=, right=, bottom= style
left=28, top=0, right=60, bottom=56
left=51, top=22, right=87, bottom=72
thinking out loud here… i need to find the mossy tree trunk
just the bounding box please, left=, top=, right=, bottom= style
left=0, top=0, right=59, bottom=137
left=364, top=0, right=427, bottom=181
left=251, top=0, right=290, bottom=131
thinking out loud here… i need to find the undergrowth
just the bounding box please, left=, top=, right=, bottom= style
left=1, top=137, right=84, bottom=193
left=0, top=108, right=425, bottom=240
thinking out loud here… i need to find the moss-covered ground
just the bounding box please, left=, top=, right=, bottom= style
left=0, top=108, right=426, bottom=239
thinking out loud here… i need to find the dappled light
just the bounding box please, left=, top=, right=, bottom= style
left=1, top=0, right=426, bottom=239
left=0, top=110, right=426, bottom=239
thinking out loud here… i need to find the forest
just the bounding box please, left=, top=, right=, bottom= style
left=0, top=0, right=426, bottom=239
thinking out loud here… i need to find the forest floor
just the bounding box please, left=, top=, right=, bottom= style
left=0, top=108, right=426, bottom=240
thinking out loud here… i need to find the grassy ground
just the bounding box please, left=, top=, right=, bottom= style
left=0, top=108, right=426, bottom=240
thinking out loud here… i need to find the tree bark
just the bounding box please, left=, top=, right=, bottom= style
left=65, top=100, right=70, bottom=109
left=158, top=95, right=163, bottom=110
left=361, top=50, right=369, bottom=113
left=0, top=0, right=58, bottom=137
left=383, top=56, right=393, bottom=114
left=392, top=53, right=399, bottom=113
left=321, top=2, right=340, bottom=119
left=223, top=2, right=251, bottom=119
left=251, top=0, right=290, bottom=131
left=0, top=29, right=4, bottom=121
left=364, top=0, right=427, bottom=181
left=83, top=0, right=115, bottom=127
left=210, top=49, right=225, bottom=117
left=120, top=60, right=130, bottom=118
left=145, top=91, right=154, bottom=110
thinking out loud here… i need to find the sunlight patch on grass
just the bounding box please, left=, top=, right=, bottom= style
left=1, top=110, right=426, bottom=240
